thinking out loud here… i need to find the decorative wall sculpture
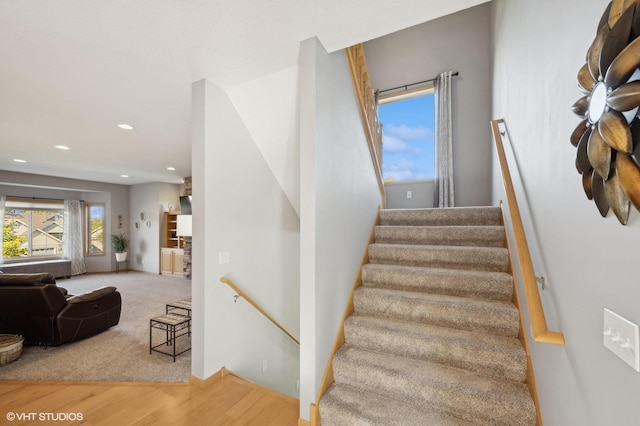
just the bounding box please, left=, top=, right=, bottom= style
left=572, top=1, right=640, bottom=225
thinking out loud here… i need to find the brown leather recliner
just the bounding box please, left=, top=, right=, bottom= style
left=0, top=273, right=121, bottom=345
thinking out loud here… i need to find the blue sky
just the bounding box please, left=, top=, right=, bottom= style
left=379, top=94, right=435, bottom=182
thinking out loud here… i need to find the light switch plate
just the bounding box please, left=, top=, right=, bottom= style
left=407, top=191, right=412, bottom=199
left=218, top=251, right=229, bottom=264
left=603, top=308, right=640, bottom=372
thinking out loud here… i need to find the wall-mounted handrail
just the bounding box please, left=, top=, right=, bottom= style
left=220, top=277, right=299, bottom=345
left=345, top=44, right=386, bottom=206
left=491, top=119, right=565, bottom=345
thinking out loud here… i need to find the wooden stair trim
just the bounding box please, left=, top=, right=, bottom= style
left=345, top=44, right=386, bottom=207
left=310, top=207, right=381, bottom=426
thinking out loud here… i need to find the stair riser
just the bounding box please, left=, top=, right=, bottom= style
left=361, top=265, right=513, bottom=301
left=333, top=351, right=536, bottom=426
left=380, top=207, right=502, bottom=227
left=368, top=245, right=510, bottom=273
left=320, top=384, right=478, bottom=426
left=375, top=226, right=505, bottom=247
left=344, top=321, right=526, bottom=382
left=353, top=291, right=520, bottom=337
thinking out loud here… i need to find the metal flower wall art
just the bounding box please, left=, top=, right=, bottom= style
left=571, top=2, right=640, bottom=225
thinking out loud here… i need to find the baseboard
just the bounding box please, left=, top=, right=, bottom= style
left=298, top=402, right=319, bottom=426
left=189, top=367, right=228, bottom=388
left=222, top=368, right=299, bottom=404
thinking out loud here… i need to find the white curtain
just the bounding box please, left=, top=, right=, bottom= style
left=434, top=71, right=455, bottom=207
left=0, top=195, right=4, bottom=265
left=63, top=199, right=86, bottom=276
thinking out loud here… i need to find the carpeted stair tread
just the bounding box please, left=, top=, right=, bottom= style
left=332, top=345, right=536, bottom=426
left=353, top=287, right=520, bottom=337
left=380, top=207, right=502, bottom=227
left=320, top=383, right=476, bottom=426
left=375, top=225, right=505, bottom=247
left=319, top=206, right=536, bottom=424
left=368, top=243, right=510, bottom=273
left=344, top=314, right=527, bottom=382
left=361, top=263, right=513, bottom=301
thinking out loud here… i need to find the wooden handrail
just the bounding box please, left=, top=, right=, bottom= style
left=491, top=119, right=565, bottom=345
left=345, top=44, right=386, bottom=206
left=220, top=277, right=299, bottom=345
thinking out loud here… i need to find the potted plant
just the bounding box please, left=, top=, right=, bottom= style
left=111, top=233, right=129, bottom=262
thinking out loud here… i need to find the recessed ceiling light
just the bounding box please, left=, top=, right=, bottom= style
left=120, top=174, right=129, bottom=178
left=55, top=145, right=70, bottom=150
left=167, top=166, right=175, bottom=171
left=117, top=124, right=134, bottom=130
left=13, top=159, right=26, bottom=163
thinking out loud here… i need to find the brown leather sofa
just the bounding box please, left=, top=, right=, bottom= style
left=0, top=273, right=121, bottom=346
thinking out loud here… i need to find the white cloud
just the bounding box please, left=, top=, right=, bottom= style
left=385, top=124, right=432, bottom=140
left=382, top=134, right=411, bottom=152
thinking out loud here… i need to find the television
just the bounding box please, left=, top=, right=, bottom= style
left=179, top=196, right=192, bottom=215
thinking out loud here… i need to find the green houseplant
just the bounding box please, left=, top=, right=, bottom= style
left=111, top=233, right=129, bottom=262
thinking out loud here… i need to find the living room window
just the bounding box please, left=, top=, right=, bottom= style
left=3, top=198, right=65, bottom=259
left=85, top=203, right=105, bottom=256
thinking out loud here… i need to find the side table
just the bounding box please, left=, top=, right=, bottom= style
left=149, top=313, right=191, bottom=362
left=166, top=298, right=192, bottom=317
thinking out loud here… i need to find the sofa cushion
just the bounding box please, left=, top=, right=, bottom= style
left=66, top=286, right=117, bottom=304
left=0, top=273, right=56, bottom=286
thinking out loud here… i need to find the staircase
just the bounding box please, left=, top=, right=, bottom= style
left=318, top=206, right=537, bottom=425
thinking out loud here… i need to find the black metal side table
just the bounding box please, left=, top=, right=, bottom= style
left=149, top=313, right=191, bottom=361
left=166, top=298, right=192, bottom=317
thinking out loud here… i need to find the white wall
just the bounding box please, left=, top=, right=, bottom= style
left=364, top=3, right=493, bottom=207
left=299, top=38, right=384, bottom=420
left=492, top=1, right=640, bottom=424
left=0, top=170, right=128, bottom=273
left=190, top=79, right=300, bottom=397
left=227, top=66, right=300, bottom=216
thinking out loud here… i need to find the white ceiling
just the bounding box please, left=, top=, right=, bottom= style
left=0, top=0, right=488, bottom=186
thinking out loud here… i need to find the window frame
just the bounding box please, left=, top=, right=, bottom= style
left=379, top=84, right=436, bottom=184
left=84, top=202, right=106, bottom=257
left=2, top=197, right=66, bottom=262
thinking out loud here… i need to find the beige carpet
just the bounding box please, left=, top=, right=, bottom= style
left=0, top=272, right=191, bottom=382
left=319, top=207, right=537, bottom=425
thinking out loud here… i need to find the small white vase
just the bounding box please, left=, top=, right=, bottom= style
left=115, top=252, right=128, bottom=262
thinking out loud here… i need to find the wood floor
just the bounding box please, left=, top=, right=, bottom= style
left=0, top=374, right=299, bottom=425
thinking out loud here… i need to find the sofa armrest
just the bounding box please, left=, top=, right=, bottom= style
left=66, top=286, right=117, bottom=304
left=56, top=288, right=121, bottom=343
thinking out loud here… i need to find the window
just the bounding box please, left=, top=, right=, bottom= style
left=3, top=199, right=65, bottom=259
left=85, top=203, right=105, bottom=256
left=379, top=88, right=435, bottom=182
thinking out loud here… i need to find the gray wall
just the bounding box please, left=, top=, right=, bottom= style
left=129, top=182, right=181, bottom=274
left=299, top=38, right=384, bottom=420
left=491, top=0, right=640, bottom=424
left=385, top=180, right=435, bottom=209
left=364, top=3, right=493, bottom=207
left=0, top=170, right=129, bottom=273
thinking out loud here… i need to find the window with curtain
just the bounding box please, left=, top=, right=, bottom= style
left=2, top=198, right=65, bottom=259
left=379, top=88, right=436, bottom=183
